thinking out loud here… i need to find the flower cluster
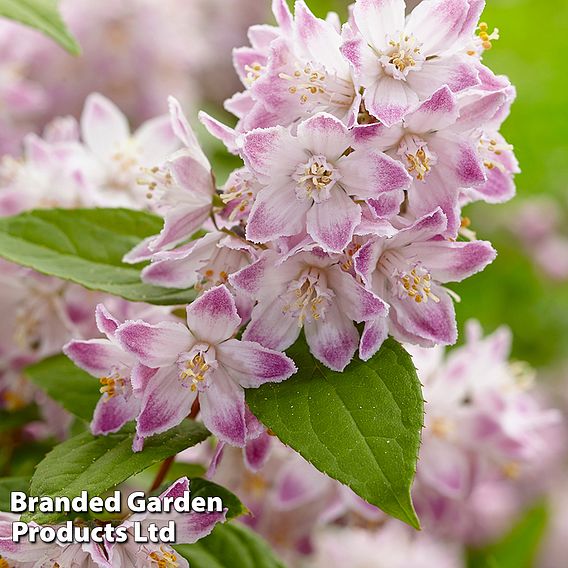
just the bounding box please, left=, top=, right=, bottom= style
left=409, top=321, right=562, bottom=543
left=58, top=0, right=521, bottom=456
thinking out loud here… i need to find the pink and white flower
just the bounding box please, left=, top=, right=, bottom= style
left=80, top=93, right=180, bottom=209
left=342, top=0, right=482, bottom=126
left=241, top=112, right=410, bottom=252
left=64, top=304, right=148, bottom=437
left=116, top=285, right=296, bottom=448
left=231, top=249, right=388, bottom=371
left=124, top=97, right=215, bottom=263
left=354, top=209, right=496, bottom=347
left=105, top=477, right=226, bottom=568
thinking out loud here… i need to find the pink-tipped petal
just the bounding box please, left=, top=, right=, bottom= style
left=296, top=113, right=352, bottom=160
left=91, top=392, right=138, bottom=436
left=136, top=367, right=197, bottom=440
left=246, top=182, right=310, bottom=243
left=360, top=317, right=389, bottom=361
left=217, top=339, right=297, bottom=387
left=391, top=284, right=457, bottom=345
left=243, top=300, right=301, bottom=351
left=304, top=302, right=359, bottom=371
left=406, top=0, right=470, bottom=54
left=200, top=367, right=247, bottom=447
left=95, top=304, right=120, bottom=338
left=411, top=240, right=497, bottom=283
left=328, top=267, right=388, bottom=322
left=185, top=285, right=241, bottom=344
left=63, top=339, right=127, bottom=377
left=117, top=321, right=192, bottom=368
left=306, top=190, right=361, bottom=253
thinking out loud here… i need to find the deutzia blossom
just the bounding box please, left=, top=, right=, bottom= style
left=116, top=285, right=296, bottom=448
left=231, top=249, right=388, bottom=371
left=408, top=322, right=562, bottom=540
left=64, top=305, right=148, bottom=437
left=80, top=93, right=179, bottom=208
left=241, top=112, right=410, bottom=252
left=354, top=209, right=496, bottom=347
left=104, top=477, right=226, bottom=568
left=341, top=0, right=482, bottom=126
left=235, top=0, right=359, bottom=130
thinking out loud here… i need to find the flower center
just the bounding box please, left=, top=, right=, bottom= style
left=478, top=134, right=512, bottom=173
left=379, top=252, right=440, bottom=305
left=279, top=61, right=354, bottom=109
left=149, top=547, right=180, bottom=568
left=430, top=417, right=453, bottom=438
left=245, top=62, right=266, bottom=86
left=398, top=266, right=440, bottom=304
left=379, top=33, right=424, bottom=79
left=293, top=155, right=340, bottom=203
left=179, top=346, right=216, bottom=392
left=0, top=557, right=12, bottom=568
left=398, top=135, right=437, bottom=181
left=281, top=267, right=335, bottom=326
left=99, top=371, right=128, bottom=400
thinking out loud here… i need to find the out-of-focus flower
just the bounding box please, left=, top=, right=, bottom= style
left=308, top=522, right=464, bottom=568
left=409, top=321, right=562, bottom=542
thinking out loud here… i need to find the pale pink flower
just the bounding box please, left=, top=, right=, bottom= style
left=124, top=97, right=215, bottom=263
left=80, top=93, right=179, bottom=209
left=231, top=249, right=388, bottom=371
left=241, top=112, right=410, bottom=252
left=354, top=209, right=496, bottom=347
left=341, top=0, right=482, bottom=126
left=116, top=285, right=296, bottom=448
left=309, top=522, right=464, bottom=568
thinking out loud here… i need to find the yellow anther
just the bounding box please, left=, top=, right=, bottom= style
left=180, top=353, right=210, bottom=392
left=99, top=376, right=126, bottom=400
left=406, top=147, right=431, bottom=180
left=149, top=547, right=180, bottom=568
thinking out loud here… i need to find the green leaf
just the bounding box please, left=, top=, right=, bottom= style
left=0, top=0, right=80, bottom=55
left=25, top=354, right=99, bottom=422
left=246, top=337, right=423, bottom=529
left=467, top=503, right=549, bottom=568
left=25, top=421, right=210, bottom=524
left=189, top=478, right=248, bottom=520
left=0, top=477, right=30, bottom=510
left=175, top=522, right=286, bottom=568
left=0, top=208, right=196, bottom=305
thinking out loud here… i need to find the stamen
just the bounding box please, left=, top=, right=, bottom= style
left=279, top=61, right=354, bottom=109
left=149, top=547, right=180, bottom=568
left=398, top=135, right=436, bottom=181
left=282, top=268, right=334, bottom=326
left=99, top=375, right=127, bottom=399
left=244, top=62, right=265, bottom=85
left=180, top=353, right=211, bottom=392
left=399, top=267, right=440, bottom=304
left=293, top=155, right=340, bottom=202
